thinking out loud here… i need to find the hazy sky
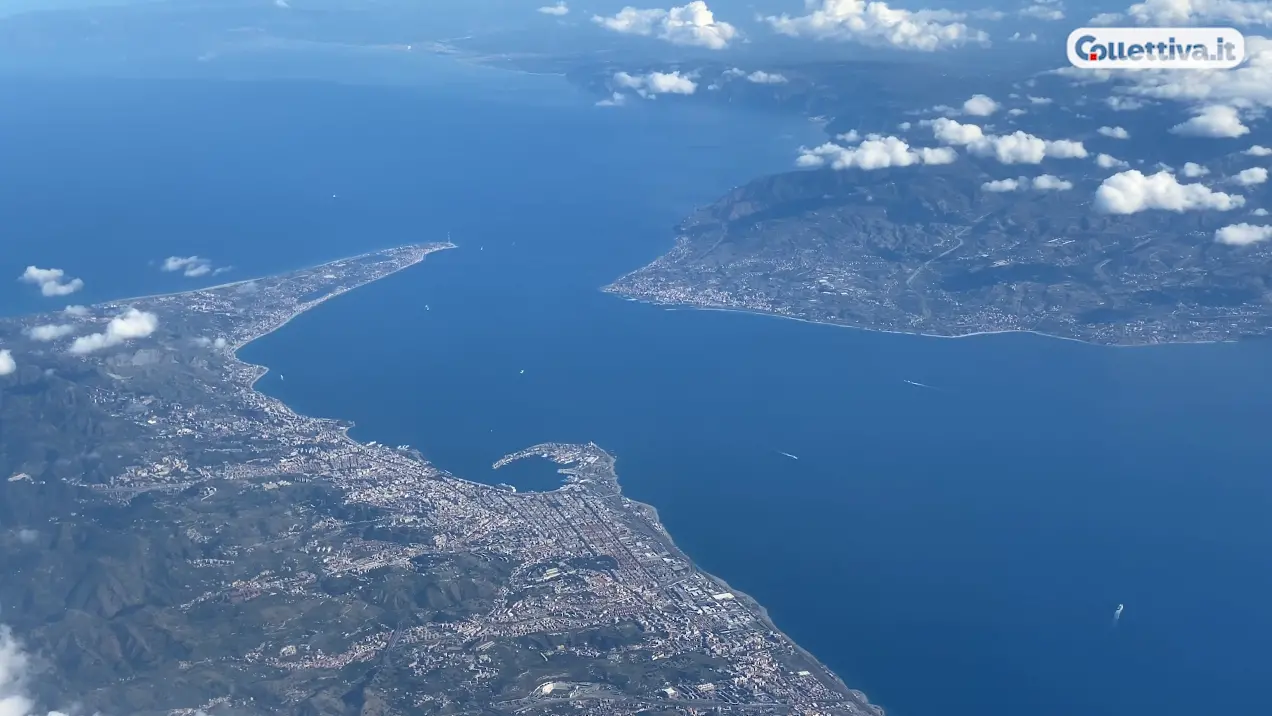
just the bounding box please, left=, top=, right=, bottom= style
left=0, top=0, right=1130, bottom=24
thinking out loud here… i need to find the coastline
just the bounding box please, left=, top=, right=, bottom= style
left=577, top=450, right=885, bottom=712
left=619, top=470, right=882, bottom=713
left=232, top=243, right=457, bottom=384
left=494, top=445, right=879, bottom=712
left=123, top=243, right=455, bottom=306
left=217, top=248, right=877, bottom=713
left=604, top=290, right=1232, bottom=350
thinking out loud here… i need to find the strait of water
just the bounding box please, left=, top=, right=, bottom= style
left=1, top=64, right=1270, bottom=716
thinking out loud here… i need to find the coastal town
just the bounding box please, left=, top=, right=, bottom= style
left=0, top=245, right=880, bottom=716
left=605, top=155, right=1272, bottom=347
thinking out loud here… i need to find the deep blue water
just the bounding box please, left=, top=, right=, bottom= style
left=2, top=66, right=1271, bottom=716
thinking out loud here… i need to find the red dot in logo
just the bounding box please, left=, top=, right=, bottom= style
left=1089, top=52, right=1099, bottom=61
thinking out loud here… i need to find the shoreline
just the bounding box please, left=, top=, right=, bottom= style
left=604, top=290, right=1233, bottom=350
left=222, top=248, right=876, bottom=713
left=222, top=243, right=542, bottom=502
left=567, top=450, right=885, bottom=712
left=616, top=468, right=880, bottom=712
left=223, top=243, right=456, bottom=392
left=123, top=243, right=453, bottom=306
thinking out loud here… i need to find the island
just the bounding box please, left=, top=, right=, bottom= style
left=605, top=157, right=1272, bottom=346
left=0, top=244, right=880, bottom=716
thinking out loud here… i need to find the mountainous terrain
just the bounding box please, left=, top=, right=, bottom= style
left=607, top=155, right=1272, bottom=345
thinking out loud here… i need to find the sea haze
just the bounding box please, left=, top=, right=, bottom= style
left=2, top=65, right=1270, bottom=716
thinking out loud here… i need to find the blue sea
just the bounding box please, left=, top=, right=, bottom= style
left=2, top=59, right=1271, bottom=716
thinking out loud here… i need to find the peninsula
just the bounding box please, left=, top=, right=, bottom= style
left=605, top=158, right=1272, bottom=346
left=0, top=244, right=880, bottom=716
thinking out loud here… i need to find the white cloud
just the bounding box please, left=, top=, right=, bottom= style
left=1169, top=105, right=1250, bottom=138
left=1233, top=166, right=1270, bottom=185
left=1033, top=174, right=1073, bottom=190
left=746, top=70, right=788, bottom=84
left=160, top=255, right=217, bottom=278
left=1094, top=169, right=1246, bottom=213
left=67, top=308, right=159, bottom=355
left=1020, top=1, right=1065, bottom=20
left=18, top=266, right=83, bottom=297
left=0, top=626, right=36, bottom=715
left=0, top=350, right=14, bottom=376
left=593, top=2, right=738, bottom=49
left=538, top=1, right=570, bottom=15
left=929, top=118, right=985, bottom=144
left=193, top=336, right=230, bottom=349
left=838, top=129, right=862, bottom=142
left=897, top=121, right=912, bottom=130
left=1096, top=153, right=1130, bottom=169
left=62, top=305, right=88, bottom=317
left=613, top=71, right=698, bottom=97
left=16, top=529, right=38, bottom=544
left=1091, top=36, right=1272, bottom=121
left=721, top=68, right=790, bottom=84
left=763, top=0, right=990, bottom=52
left=963, top=94, right=999, bottom=116
left=1255, top=207, right=1270, bottom=215
left=796, top=136, right=958, bottom=170
left=1106, top=96, right=1147, bottom=111
left=0, top=624, right=77, bottom=716
left=926, top=117, right=992, bottom=144
left=981, top=175, right=1072, bottom=191
left=982, top=178, right=1022, bottom=191
left=1247, top=144, right=1272, bottom=156
left=1098, top=125, right=1130, bottom=139
left=1182, top=162, right=1210, bottom=177
left=1215, top=223, right=1272, bottom=245
left=929, top=117, right=1088, bottom=163
left=1106, top=0, right=1272, bottom=27
left=1007, top=108, right=1027, bottom=117
left=1009, top=31, right=1039, bottom=42
left=1028, top=95, right=1052, bottom=104
left=596, top=92, right=628, bottom=106
left=192, top=336, right=229, bottom=349
left=25, top=324, right=75, bottom=342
